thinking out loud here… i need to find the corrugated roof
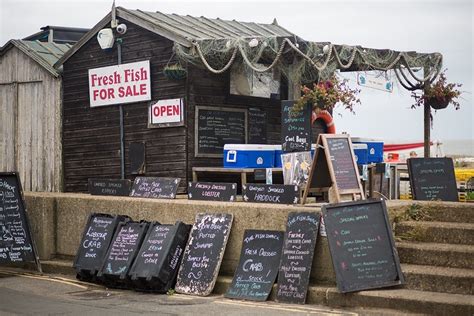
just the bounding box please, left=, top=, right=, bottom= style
left=55, top=7, right=297, bottom=68
left=0, top=40, right=71, bottom=77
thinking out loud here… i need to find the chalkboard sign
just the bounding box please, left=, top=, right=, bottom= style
left=326, top=137, right=361, bottom=192
left=322, top=199, right=404, bottom=293
left=175, top=213, right=233, bottom=296
left=248, top=107, right=267, bottom=144
left=276, top=212, right=320, bottom=304
left=73, top=213, right=129, bottom=281
left=88, top=179, right=131, bottom=196
left=195, top=106, right=247, bottom=157
left=281, top=100, right=311, bottom=153
left=408, top=158, right=458, bottom=201
left=129, top=221, right=191, bottom=292
left=302, top=134, right=364, bottom=204
left=0, top=173, right=41, bottom=271
left=98, top=221, right=149, bottom=287
left=130, top=177, right=180, bottom=199
left=188, top=182, right=237, bottom=202
left=225, top=230, right=284, bottom=301
left=242, top=183, right=300, bottom=204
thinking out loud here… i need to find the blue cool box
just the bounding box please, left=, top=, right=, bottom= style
left=352, top=143, right=368, bottom=165
left=352, top=138, right=384, bottom=163
left=223, top=144, right=275, bottom=168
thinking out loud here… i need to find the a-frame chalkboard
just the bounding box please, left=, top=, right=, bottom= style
left=0, top=172, right=42, bottom=272
left=302, top=134, right=364, bottom=204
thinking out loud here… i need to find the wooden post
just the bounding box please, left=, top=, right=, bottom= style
left=423, top=67, right=431, bottom=158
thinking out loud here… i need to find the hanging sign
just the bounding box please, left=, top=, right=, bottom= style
left=88, top=60, right=151, bottom=107
left=149, top=98, right=184, bottom=128
left=357, top=72, right=393, bottom=93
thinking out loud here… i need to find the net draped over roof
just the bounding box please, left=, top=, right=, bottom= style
left=55, top=7, right=442, bottom=89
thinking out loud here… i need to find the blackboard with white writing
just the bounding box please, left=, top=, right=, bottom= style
left=225, top=230, right=284, bottom=301
left=326, top=137, right=360, bottom=192
left=281, top=100, right=311, bottom=153
left=408, top=158, right=458, bottom=201
left=276, top=212, right=320, bottom=304
left=242, top=184, right=300, bottom=204
left=195, top=106, right=247, bottom=157
left=175, top=213, right=233, bottom=296
left=88, top=179, right=131, bottom=196
left=188, top=182, right=237, bottom=202
left=129, top=221, right=191, bottom=292
left=98, top=221, right=149, bottom=285
left=248, top=107, right=267, bottom=144
left=74, top=213, right=129, bottom=280
left=0, top=173, right=39, bottom=269
left=130, top=177, right=180, bottom=199
left=322, top=199, right=404, bottom=293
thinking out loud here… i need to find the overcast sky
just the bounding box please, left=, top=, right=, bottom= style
left=1, top=0, right=473, bottom=143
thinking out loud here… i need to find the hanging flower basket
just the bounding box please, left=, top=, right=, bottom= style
left=427, top=96, right=449, bottom=110
left=163, top=64, right=187, bottom=80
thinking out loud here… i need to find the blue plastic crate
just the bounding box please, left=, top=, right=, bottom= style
left=352, top=143, right=368, bottom=165
left=223, top=144, right=275, bottom=168
left=352, top=138, right=384, bottom=163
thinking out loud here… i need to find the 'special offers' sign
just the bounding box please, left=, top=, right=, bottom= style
left=88, top=60, right=151, bottom=107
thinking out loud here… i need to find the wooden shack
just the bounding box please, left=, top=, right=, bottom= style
left=0, top=40, right=72, bottom=191
left=56, top=7, right=326, bottom=193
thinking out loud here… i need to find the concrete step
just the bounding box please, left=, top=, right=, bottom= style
left=21, top=259, right=75, bottom=276
left=389, top=201, right=474, bottom=224
left=214, top=276, right=474, bottom=315
left=401, top=264, right=474, bottom=295
left=397, top=241, right=474, bottom=269
left=395, top=221, right=474, bottom=245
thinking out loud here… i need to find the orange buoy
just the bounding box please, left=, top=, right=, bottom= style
left=312, top=109, right=336, bottom=134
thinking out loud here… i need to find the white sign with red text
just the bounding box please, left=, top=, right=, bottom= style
left=88, top=60, right=151, bottom=107
left=149, top=98, right=184, bottom=127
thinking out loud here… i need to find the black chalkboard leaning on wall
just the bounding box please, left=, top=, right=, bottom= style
left=0, top=172, right=42, bottom=272
left=281, top=100, right=311, bottom=153
left=130, top=177, right=180, bottom=199
left=225, top=229, right=284, bottom=301
left=73, top=213, right=130, bottom=281
left=175, top=213, right=233, bottom=296
left=248, top=107, right=267, bottom=144
left=88, top=179, right=132, bottom=196
left=276, top=212, right=320, bottom=304
left=129, top=221, right=191, bottom=292
left=195, top=106, right=247, bottom=158
left=408, top=157, right=458, bottom=201
left=188, top=182, right=237, bottom=202
left=322, top=199, right=404, bottom=293
left=242, top=183, right=300, bottom=204
left=98, top=221, right=149, bottom=288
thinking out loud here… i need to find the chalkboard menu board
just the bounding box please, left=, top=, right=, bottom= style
left=276, top=212, right=320, bottom=304
left=242, top=183, right=300, bottom=204
left=408, top=158, right=458, bottom=201
left=130, top=177, right=180, bottom=199
left=322, top=199, right=404, bottom=293
left=0, top=173, right=40, bottom=270
left=326, top=137, right=361, bottom=192
left=175, top=213, right=233, bottom=296
left=98, top=221, right=148, bottom=285
left=88, top=179, right=131, bottom=196
left=188, top=182, right=237, bottom=202
left=195, top=106, right=247, bottom=157
left=281, top=100, right=311, bottom=153
left=74, top=213, right=129, bottom=280
left=225, top=230, right=284, bottom=301
left=129, top=221, right=191, bottom=292
left=248, top=107, right=267, bottom=144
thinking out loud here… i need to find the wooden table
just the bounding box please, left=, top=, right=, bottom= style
left=192, top=167, right=283, bottom=186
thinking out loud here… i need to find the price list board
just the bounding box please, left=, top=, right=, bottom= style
left=322, top=199, right=404, bottom=293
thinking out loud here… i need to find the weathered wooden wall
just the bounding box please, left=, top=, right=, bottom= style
left=0, top=47, right=62, bottom=192
left=62, top=22, right=187, bottom=193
